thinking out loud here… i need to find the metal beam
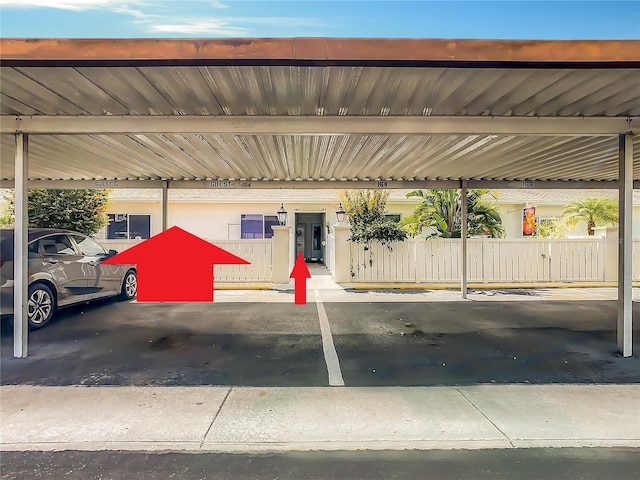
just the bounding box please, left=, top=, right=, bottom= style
left=0, top=180, right=166, bottom=189
left=168, top=179, right=625, bottom=190
left=1, top=178, right=630, bottom=190
left=618, top=134, right=634, bottom=357
left=1, top=115, right=637, bottom=136
left=460, top=182, right=468, bottom=300
left=167, top=179, right=463, bottom=190
left=465, top=180, right=622, bottom=190
left=13, top=134, right=28, bottom=358
left=2, top=38, right=639, bottom=64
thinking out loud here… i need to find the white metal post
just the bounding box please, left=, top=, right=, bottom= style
left=460, top=182, right=468, bottom=299
left=618, top=134, right=633, bottom=357
left=14, top=134, right=28, bottom=358
left=162, top=180, right=168, bottom=231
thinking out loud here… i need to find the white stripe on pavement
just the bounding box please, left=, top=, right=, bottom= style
left=314, top=289, right=345, bottom=386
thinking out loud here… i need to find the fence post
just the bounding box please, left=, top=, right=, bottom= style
left=596, top=226, right=619, bottom=282
left=333, top=225, right=352, bottom=283
left=549, top=239, right=560, bottom=281
left=271, top=226, right=292, bottom=284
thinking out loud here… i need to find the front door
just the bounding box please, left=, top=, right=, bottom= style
left=295, top=213, right=325, bottom=263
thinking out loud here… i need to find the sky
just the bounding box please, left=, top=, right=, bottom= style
left=0, top=0, right=638, bottom=39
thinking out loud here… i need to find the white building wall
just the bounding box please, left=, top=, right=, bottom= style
left=104, top=199, right=416, bottom=240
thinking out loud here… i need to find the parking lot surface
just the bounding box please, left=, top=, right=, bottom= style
left=1, top=300, right=326, bottom=386
left=2, top=288, right=639, bottom=387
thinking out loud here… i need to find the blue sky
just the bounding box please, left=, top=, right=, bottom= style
left=0, top=1, right=639, bottom=39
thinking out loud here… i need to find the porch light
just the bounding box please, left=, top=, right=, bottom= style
left=336, top=203, right=346, bottom=224
left=277, top=203, right=288, bottom=225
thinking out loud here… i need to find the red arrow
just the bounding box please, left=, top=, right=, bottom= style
left=290, top=251, right=311, bottom=305
left=102, top=226, right=249, bottom=302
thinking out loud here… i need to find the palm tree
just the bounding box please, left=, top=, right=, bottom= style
left=401, top=189, right=505, bottom=238
left=561, top=198, right=618, bottom=236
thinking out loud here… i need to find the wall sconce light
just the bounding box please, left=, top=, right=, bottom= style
left=277, top=203, right=288, bottom=226
left=336, top=203, right=346, bottom=224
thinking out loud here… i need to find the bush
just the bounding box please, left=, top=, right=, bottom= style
left=339, top=189, right=407, bottom=247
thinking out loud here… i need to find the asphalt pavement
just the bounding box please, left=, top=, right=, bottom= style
left=3, top=448, right=639, bottom=480
left=1, top=288, right=639, bottom=386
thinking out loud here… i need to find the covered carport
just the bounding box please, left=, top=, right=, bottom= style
left=0, top=38, right=638, bottom=359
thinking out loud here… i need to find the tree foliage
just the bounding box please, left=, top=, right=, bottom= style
left=401, top=189, right=505, bottom=238
left=536, top=216, right=568, bottom=239
left=561, top=197, right=618, bottom=236
left=7, top=189, right=110, bottom=236
left=339, top=189, right=407, bottom=246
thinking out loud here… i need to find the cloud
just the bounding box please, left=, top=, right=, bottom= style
left=146, top=15, right=325, bottom=35
left=0, top=0, right=323, bottom=36
left=0, top=0, right=143, bottom=11
left=148, top=20, right=247, bottom=36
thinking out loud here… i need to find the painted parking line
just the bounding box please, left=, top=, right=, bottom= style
left=314, top=289, right=345, bottom=387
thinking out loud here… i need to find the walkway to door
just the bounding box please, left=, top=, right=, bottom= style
left=306, top=264, right=342, bottom=291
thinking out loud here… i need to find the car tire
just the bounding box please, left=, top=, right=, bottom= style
left=118, top=269, right=137, bottom=301
left=27, top=283, right=55, bottom=330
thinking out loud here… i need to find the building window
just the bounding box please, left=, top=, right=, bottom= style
left=385, top=214, right=402, bottom=223
left=107, top=214, right=151, bottom=239
left=241, top=214, right=279, bottom=239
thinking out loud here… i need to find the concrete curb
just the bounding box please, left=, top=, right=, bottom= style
left=2, top=385, right=639, bottom=453
left=214, top=282, right=640, bottom=291
left=347, top=282, right=640, bottom=291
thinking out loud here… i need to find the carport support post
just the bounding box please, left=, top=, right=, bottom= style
left=14, top=133, right=29, bottom=358
left=271, top=226, right=292, bottom=284
left=460, top=182, right=468, bottom=299
left=618, top=134, right=633, bottom=357
left=162, top=180, right=168, bottom=231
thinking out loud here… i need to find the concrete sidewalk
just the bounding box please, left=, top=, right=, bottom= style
left=2, top=385, right=639, bottom=452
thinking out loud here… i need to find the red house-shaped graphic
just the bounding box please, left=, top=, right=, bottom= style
left=103, top=226, right=249, bottom=302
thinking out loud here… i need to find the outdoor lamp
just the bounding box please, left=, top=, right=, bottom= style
left=336, top=203, right=346, bottom=224
left=277, top=203, right=288, bottom=225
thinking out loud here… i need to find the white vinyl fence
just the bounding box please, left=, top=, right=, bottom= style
left=213, top=240, right=273, bottom=282
left=100, top=238, right=273, bottom=282
left=349, top=237, right=630, bottom=284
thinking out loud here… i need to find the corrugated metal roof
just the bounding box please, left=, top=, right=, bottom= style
left=2, top=66, right=639, bottom=117
left=1, top=132, right=638, bottom=182
left=1, top=39, right=639, bottom=184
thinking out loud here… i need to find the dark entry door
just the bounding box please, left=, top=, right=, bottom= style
left=295, top=213, right=325, bottom=263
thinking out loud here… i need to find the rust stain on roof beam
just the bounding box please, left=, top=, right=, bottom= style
left=1, top=38, right=639, bottom=66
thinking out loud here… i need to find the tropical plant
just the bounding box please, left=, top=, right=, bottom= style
left=561, top=198, right=618, bottom=236
left=6, top=189, right=110, bottom=236
left=401, top=189, right=505, bottom=238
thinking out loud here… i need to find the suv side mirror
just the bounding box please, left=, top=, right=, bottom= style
left=107, top=249, right=118, bottom=258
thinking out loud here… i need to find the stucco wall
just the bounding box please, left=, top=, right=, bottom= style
left=103, top=200, right=415, bottom=240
